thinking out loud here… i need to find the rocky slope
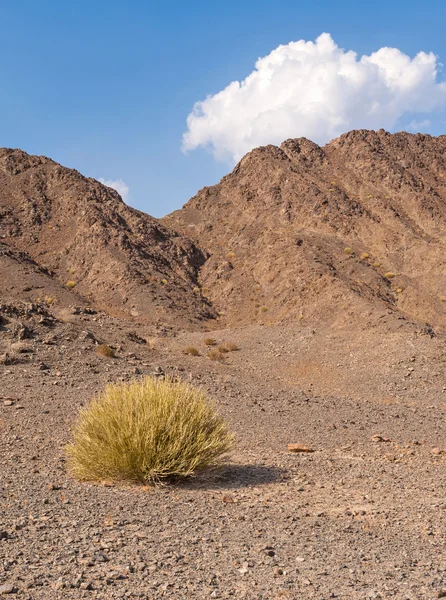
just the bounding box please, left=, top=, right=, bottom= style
left=165, top=130, right=446, bottom=331
left=0, top=149, right=215, bottom=329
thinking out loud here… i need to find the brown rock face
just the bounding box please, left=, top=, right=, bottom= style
left=165, top=130, right=446, bottom=331
left=0, top=149, right=215, bottom=327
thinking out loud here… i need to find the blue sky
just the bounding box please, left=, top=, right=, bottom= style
left=1, top=1, right=446, bottom=217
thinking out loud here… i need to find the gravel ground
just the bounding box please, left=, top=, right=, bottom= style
left=1, top=308, right=446, bottom=599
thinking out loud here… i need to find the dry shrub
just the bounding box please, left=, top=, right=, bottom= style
left=66, top=280, right=76, bottom=289
left=183, top=346, right=200, bottom=356
left=66, top=377, right=234, bottom=483
left=96, top=344, right=116, bottom=358
left=9, top=341, right=32, bottom=354
left=344, top=247, right=354, bottom=255
left=203, top=337, right=217, bottom=346
left=0, top=350, right=19, bottom=365
left=384, top=272, right=395, bottom=279
left=220, top=342, right=239, bottom=352
left=208, top=350, right=225, bottom=361
left=359, top=252, right=370, bottom=260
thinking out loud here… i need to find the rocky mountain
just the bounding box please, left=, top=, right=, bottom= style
left=1, top=131, right=445, bottom=334
left=165, top=130, right=446, bottom=331
left=0, top=149, right=215, bottom=329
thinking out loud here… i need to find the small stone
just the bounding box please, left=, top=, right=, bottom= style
left=431, top=447, right=445, bottom=455
left=0, top=584, right=17, bottom=595
left=370, top=434, right=391, bottom=443
left=437, top=591, right=446, bottom=599
left=54, top=578, right=64, bottom=591
left=0, top=531, right=8, bottom=540
left=38, top=362, right=49, bottom=370
left=3, top=400, right=14, bottom=406
left=288, top=444, right=315, bottom=453
left=79, top=582, right=93, bottom=590
left=222, top=495, right=234, bottom=504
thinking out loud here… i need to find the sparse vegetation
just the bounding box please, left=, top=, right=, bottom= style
left=344, top=247, right=354, bottom=255
left=260, top=306, right=268, bottom=313
left=384, top=272, right=396, bottom=279
left=66, top=280, right=76, bottom=289
left=96, top=344, right=116, bottom=358
left=0, top=350, right=19, bottom=365
left=208, top=349, right=225, bottom=361
left=226, top=251, right=236, bottom=261
left=219, top=342, right=239, bottom=352
left=360, top=252, right=370, bottom=260
left=183, top=346, right=200, bottom=356
left=66, top=377, right=234, bottom=483
left=203, top=337, right=217, bottom=346
left=372, top=261, right=381, bottom=268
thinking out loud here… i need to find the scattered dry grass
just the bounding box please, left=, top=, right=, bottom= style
left=218, top=342, right=239, bottom=353
left=359, top=252, right=370, bottom=260
left=9, top=341, right=32, bottom=354
left=344, top=247, right=354, bottom=255
left=65, top=280, right=76, bottom=289
left=384, top=272, right=395, bottom=279
left=183, top=346, right=200, bottom=356
left=96, top=344, right=116, bottom=358
left=260, top=306, right=268, bottom=313
left=226, top=251, right=236, bottom=261
left=203, top=337, right=217, bottom=346
left=0, top=350, right=19, bottom=365
left=66, top=377, right=234, bottom=483
left=208, top=350, right=225, bottom=361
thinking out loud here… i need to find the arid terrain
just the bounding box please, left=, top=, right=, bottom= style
left=1, top=130, right=446, bottom=599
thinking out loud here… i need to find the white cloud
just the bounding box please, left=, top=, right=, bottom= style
left=182, top=33, right=446, bottom=162
left=99, top=178, right=129, bottom=202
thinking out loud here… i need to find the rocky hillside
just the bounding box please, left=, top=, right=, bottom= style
left=0, top=149, right=215, bottom=329
left=165, top=130, right=446, bottom=331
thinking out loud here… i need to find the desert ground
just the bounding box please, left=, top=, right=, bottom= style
left=1, top=304, right=445, bottom=599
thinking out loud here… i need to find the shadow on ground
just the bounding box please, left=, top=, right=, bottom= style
left=181, top=463, right=286, bottom=490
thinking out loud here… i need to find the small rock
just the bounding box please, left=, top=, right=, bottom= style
left=0, top=583, right=17, bottom=595
left=437, top=591, right=446, bottom=599
left=287, top=444, right=315, bottom=453
left=0, top=531, right=8, bottom=540
left=38, top=362, right=49, bottom=371
left=222, top=495, right=234, bottom=504
left=79, top=582, right=93, bottom=590
left=3, top=400, right=14, bottom=406
left=431, top=448, right=445, bottom=455
left=370, top=434, right=392, bottom=443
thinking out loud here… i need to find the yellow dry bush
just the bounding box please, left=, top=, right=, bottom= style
left=66, top=377, right=234, bottom=483
left=219, top=342, right=239, bottom=352
left=96, top=344, right=116, bottom=358
left=208, top=349, right=225, bottom=361
left=66, top=280, right=76, bottom=289
left=183, top=346, right=200, bottom=356
left=203, top=337, right=217, bottom=346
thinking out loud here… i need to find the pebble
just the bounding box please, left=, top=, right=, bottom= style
left=0, top=584, right=16, bottom=595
